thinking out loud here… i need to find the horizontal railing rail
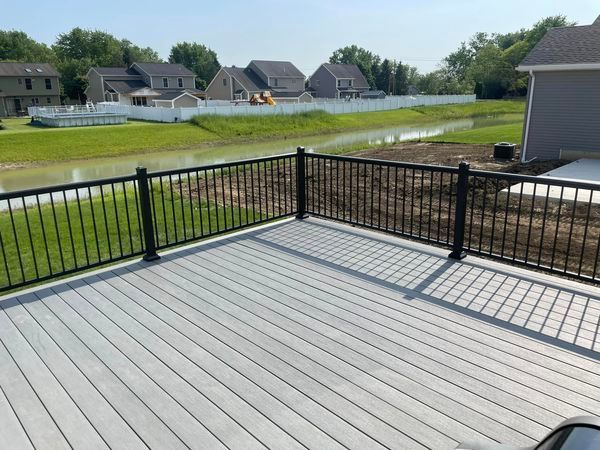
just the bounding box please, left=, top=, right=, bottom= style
left=2, top=147, right=600, bottom=293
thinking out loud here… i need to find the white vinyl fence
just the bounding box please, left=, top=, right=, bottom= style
left=95, top=94, right=476, bottom=123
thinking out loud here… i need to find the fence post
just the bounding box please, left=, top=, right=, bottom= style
left=136, top=167, right=160, bottom=261
left=296, top=146, right=308, bottom=219
left=449, top=161, right=470, bottom=260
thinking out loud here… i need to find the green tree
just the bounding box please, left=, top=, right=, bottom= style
left=53, top=28, right=123, bottom=66
left=375, top=59, right=394, bottom=93
left=466, top=44, right=514, bottom=98
left=121, top=40, right=162, bottom=65
left=169, top=42, right=220, bottom=90
left=0, top=30, right=55, bottom=63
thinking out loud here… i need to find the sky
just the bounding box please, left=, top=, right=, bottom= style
left=1, top=0, right=598, bottom=75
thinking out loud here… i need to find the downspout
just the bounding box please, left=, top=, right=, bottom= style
left=521, top=70, right=535, bottom=163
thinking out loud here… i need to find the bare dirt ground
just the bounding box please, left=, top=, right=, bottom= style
left=349, top=142, right=566, bottom=175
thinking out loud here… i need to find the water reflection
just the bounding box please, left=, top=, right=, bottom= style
left=0, top=115, right=518, bottom=193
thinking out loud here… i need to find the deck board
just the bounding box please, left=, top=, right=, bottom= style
left=1, top=217, right=600, bottom=449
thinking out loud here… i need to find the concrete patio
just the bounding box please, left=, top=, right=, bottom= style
left=1, top=218, right=599, bottom=449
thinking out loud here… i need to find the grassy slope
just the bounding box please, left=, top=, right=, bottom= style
left=424, top=122, right=523, bottom=145
left=0, top=100, right=524, bottom=165
left=0, top=185, right=254, bottom=288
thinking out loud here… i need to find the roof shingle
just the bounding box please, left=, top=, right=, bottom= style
left=322, top=64, right=369, bottom=88
left=0, top=62, right=59, bottom=77
left=250, top=60, right=305, bottom=78
left=519, top=16, right=600, bottom=67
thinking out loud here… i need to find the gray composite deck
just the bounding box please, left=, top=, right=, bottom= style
left=1, top=217, right=600, bottom=450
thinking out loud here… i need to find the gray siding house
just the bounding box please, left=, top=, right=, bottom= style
left=0, top=62, right=61, bottom=116
left=85, top=63, right=201, bottom=108
left=308, top=64, right=370, bottom=99
left=205, top=60, right=311, bottom=103
left=517, top=15, right=600, bottom=161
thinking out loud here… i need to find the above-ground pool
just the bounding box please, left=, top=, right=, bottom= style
left=38, top=112, right=128, bottom=127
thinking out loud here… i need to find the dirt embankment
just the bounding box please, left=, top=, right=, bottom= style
left=350, top=142, right=566, bottom=175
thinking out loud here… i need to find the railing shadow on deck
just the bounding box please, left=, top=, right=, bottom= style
left=241, top=219, right=600, bottom=359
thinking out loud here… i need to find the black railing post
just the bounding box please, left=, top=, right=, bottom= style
left=449, top=161, right=469, bottom=260
left=296, top=146, right=308, bottom=219
left=136, top=167, right=160, bottom=261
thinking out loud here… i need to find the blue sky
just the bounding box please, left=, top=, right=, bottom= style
left=1, top=0, right=597, bottom=75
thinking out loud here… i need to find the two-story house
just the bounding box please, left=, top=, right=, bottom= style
left=308, top=64, right=370, bottom=99
left=85, top=62, right=202, bottom=108
left=205, top=60, right=312, bottom=103
left=0, top=62, right=61, bottom=116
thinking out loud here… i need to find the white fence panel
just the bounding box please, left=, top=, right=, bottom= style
left=96, top=95, right=476, bottom=123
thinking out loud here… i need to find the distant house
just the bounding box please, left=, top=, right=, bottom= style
left=205, top=60, right=312, bottom=103
left=360, top=90, right=386, bottom=100
left=308, top=64, right=370, bottom=99
left=0, top=62, right=61, bottom=117
left=85, top=63, right=203, bottom=108
left=517, top=15, right=600, bottom=161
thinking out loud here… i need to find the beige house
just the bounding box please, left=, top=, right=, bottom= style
left=0, top=62, right=61, bottom=116
left=85, top=63, right=202, bottom=108
left=205, top=60, right=312, bottom=103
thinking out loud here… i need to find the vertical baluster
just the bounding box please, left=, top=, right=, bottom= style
left=7, top=199, right=25, bottom=282
left=195, top=171, right=205, bottom=236
left=577, top=189, right=594, bottom=277
left=178, top=173, right=187, bottom=240
left=500, top=181, right=511, bottom=258
left=0, top=228, right=11, bottom=287
left=564, top=188, right=579, bottom=273
left=122, top=182, right=134, bottom=254
left=221, top=167, right=228, bottom=230
left=537, top=184, right=550, bottom=266
left=63, top=191, right=78, bottom=268
left=550, top=187, right=564, bottom=270
left=99, top=185, right=113, bottom=260
left=187, top=173, right=195, bottom=239
left=75, top=189, right=90, bottom=266
left=22, top=197, right=40, bottom=278
left=159, top=176, right=169, bottom=245
left=49, top=192, right=65, bottom=272
left=524, top=183, right=537, bottom=263
left=35, top=194, right=52, bottom=275
left=489, top=178, right=500, bottom=255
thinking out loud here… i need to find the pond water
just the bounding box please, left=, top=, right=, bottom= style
left=0, top=114, right=520, bottom=193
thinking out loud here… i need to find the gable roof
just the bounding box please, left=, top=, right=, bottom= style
left=249, top=60, right=304, bottom=78
left=133, top=63, right=194, bottom=77
left=222, top=66, right=268, bottom=92
left=518, top=15, right=600, bottom=70
left=0, top=62, right=59, bottom=77
left=92, top=67, right=139, bottom=76
left=321, top=64, right=369, bottom=87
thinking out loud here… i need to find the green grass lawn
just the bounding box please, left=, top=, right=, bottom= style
left=424, top=122, right=523, bottom=145
left=0, top=181, right=256, bottom=290
left=0, top=100, right=524, bottom=165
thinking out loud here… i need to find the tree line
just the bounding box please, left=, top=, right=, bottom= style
left=0, top=15, right=574, bottom=101
left=328, top=15, right=573, bottom=98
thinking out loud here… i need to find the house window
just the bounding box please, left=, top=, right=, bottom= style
left=17, top=78, right=22, bottom=85
left=32, top=97, right=39, bottom=105
left=337, top=80, right=341, bottom=87
left=162, top=77, right=169, bottom=88
left=25, top=78, right=32, bottom=90
left=131, top=96, right=148, bottom=106
left=45, top=78, right=52, bottom=90
left=273, top=78, right=278, bottom=87
left=223, top=78, right=227, bottom=86
left=46, top=97, right=51, bottom=104
left=349, top=79, right=353, bottom=87
left=178, top=77, right=184, bottom=88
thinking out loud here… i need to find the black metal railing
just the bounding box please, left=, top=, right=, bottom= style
left=2, top=147, right=600, bottom=293
left=306, top=152, right=600, bottom=283
left=0, top=153, right=297, bottom=292
left=304, top=153, right=460, bottom=246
